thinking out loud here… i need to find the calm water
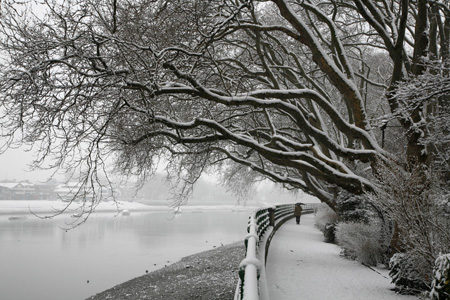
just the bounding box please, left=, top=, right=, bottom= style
left=0, top=210, right=250, bottom=300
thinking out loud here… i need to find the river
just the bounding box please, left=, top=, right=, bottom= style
left=0, top=208, right=251, bottom=300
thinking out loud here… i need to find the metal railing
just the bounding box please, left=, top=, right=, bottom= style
left=234, top=203, right=318, bottom=300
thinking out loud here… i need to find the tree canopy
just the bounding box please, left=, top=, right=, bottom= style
left=0, top=0, right=449, bottom=210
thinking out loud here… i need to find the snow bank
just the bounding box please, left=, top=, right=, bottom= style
left=0, top=200, right=165, bottom=216
left=0, top=200, right=261, bottom=216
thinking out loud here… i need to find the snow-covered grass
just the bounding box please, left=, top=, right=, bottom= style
left=265, top=214, right=419, bottom=300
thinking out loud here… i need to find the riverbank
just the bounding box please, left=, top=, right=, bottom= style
left=0, top=200, right=167, bottom=216
left=86, top=241, right=245, bottom=300
left=0, top=200, right=257, bottom=216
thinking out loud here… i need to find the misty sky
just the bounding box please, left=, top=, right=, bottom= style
left=0, top=147, right=54, bottom=182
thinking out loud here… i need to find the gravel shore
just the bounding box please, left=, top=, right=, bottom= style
left=86, top=242, right=245, bottom=300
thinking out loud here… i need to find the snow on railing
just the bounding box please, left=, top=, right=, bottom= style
left=234, top=203, right=317, bottom=300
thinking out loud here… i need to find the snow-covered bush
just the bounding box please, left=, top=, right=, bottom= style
left=430, top=254, right=450, bottom=300
left=389, top=253, right=429, bottom=295
left=335, top=191, right=373, bottom=223
left=314, top=204, right=338, bottom=243
left=323, top=223, right=336, bottom=243
left=314, top=204, right=337, bottom=232
left=367, top=160, right=450, bottom=293
left=335, top=221, right=385, bottom=266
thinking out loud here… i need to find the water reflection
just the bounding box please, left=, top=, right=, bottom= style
left=0, top=210, right=249, bottom=300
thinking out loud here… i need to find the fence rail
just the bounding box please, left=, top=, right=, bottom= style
left=234, top=203, right=318, bottom=300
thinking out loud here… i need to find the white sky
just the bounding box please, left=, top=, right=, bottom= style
left=0, top=147, right=55, bottom=182
left=0, top=2, right=54, bottom=181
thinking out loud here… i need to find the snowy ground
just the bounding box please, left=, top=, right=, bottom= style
left=86, top=242, right=245, bottom=300
left=265, top=214, right=419, bottom=300
left=0, top=200, right=163, bottom=216
left=0, top=200, right=259, bottom=216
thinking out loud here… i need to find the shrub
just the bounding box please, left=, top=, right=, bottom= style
left=335, top=221, right=385, bottom=266
left=314, top=204, right=338, bottom=232
left=389, top=253, right=429, bottom=295
left=430, top=254, right=450, bottom=300
left=367, top=162, right=450, bottom=294
left=323, top=223, right=336, bottom=243
left=335, top=190, right=374, bottom=223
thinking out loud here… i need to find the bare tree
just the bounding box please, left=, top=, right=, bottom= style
left=0, top=0, right=448, bottom=213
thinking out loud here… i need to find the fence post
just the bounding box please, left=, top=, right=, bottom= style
left=268, top=207, right=275, bottom=227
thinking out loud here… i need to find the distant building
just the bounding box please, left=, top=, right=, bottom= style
left=0, top=182, right=17, bottom=199
left=54, top=182, right=114, bottom=202
left=0, top=182, right=34, bottom=200
left=0, top=181, right=57, bottom=200
left=54, top=182, right=81, bottom=202
left=33, top=182, right=58, bottom=200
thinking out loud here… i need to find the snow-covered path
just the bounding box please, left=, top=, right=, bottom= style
left=265, top=214, right=419, bottom=300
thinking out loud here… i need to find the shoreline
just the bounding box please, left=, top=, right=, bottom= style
left=0, top=200, right=257, bottom=216
left=86, top=241, right=245, bottom=300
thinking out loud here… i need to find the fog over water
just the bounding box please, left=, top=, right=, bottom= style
left=0, top=145, right=313, bottom=300
left=0, top=210, right=251, bottom=300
